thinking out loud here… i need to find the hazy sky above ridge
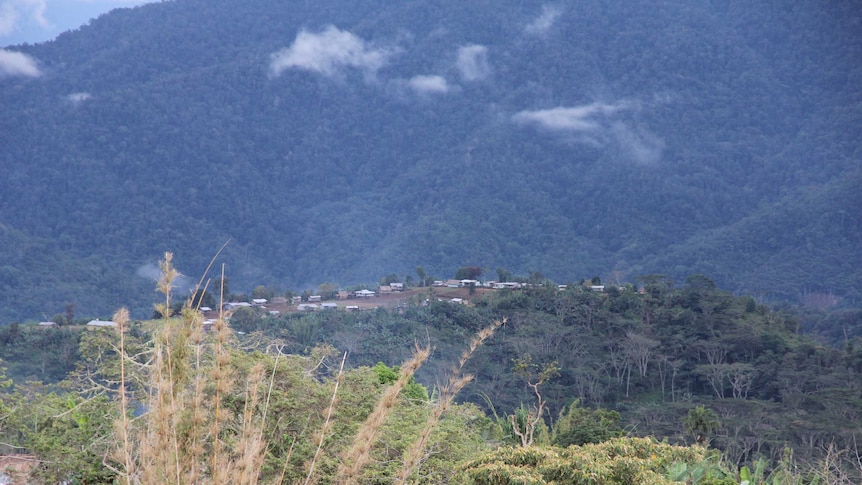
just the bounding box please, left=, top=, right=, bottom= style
left=1, top=0, right=156, bottom=47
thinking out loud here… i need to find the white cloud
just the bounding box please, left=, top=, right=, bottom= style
left=525, top=5, right=562, bottom=35
left=512, top=100, right=664, bottom=165
left=610, top=122, right=665, bottom=166
left=66, top=92, right=91, bottom=103
left=0, top=0, right=49, bottom=36
left=269, top=25, right=393, bottom=79
left=511, top=102, right=627, bottom=131
left=136, top=262, right=194, bottom=294
left=0, top=47, right=40, bottom=76
left=456, top=44, right=489, bottom=82
left=135, top=262, right=162, bottom=282
left=407, top=74, right=449, bottom=94
left=0, top=2, right=21, bottom=36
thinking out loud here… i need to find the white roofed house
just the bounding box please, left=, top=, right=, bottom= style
left=224, top=302, right=253, bottom=310
left=86, top=319, right=117, bottom=328
left=493, top=282, right=522, bottom=289
left=355, top=289, right=375, bottom=298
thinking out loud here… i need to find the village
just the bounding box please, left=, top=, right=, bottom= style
left=203, top=278, right=617, bottom=329
left=210, top=279, right=519, bottom=327
left=30, top=278, right=616, bottom=330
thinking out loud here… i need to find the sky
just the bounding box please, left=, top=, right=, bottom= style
left=1, top=0, right=156, bottom=47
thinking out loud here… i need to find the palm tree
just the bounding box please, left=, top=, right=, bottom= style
left=684, top=405, right=720, bottom=445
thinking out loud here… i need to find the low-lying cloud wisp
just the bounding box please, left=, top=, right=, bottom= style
left=456, top=44, right=490, bottom=81
left=525, top=5, right=562, bottom=35
left=136, top=262, right=195, bottom=296
left=0, top=47, right=40, bottom=77
left=512, top=100, right=664, bottom=165
left=511, top=102, right=628, bottom=131
left=610, top=121, right=665, bottom=166
left=66, top=92, right=91, bottom=104
left=269, top=25, right=394, bottom=79
left=407, top=74, right=449, bottom=94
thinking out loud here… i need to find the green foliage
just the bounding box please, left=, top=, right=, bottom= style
left=229, top=305, right=262, bottom=332
left=380, top=274, right=400, bottom=286
left=500, top=404, right=549, bottom=447
left=251, top=285, right=269, bottom=299
left=373, top=361, right=399, bottom=384
left=684, top=406, right=721, bottom=445
left=190, top=288, right=216, bottom=309
left=551, top=400, right=623, bottom=447
left=0, top=325, right=81, bottom=384
left=1, top=387, right=117, bottom=483
left=665, top=459, right=736, bottom=485
left=456, top=266, right=484, bottom=280
left=506, top=356, right=559, bottom=447
left=512, top=356, right=560, bottom=385
left=372, top=361, right=429, bottom=402
left=463, top=437, right=724, bottom=485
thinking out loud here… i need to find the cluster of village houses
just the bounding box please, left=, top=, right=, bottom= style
left=203, top=279, right=544, bottom=321
left=38, top=279, right=612, bottom=329
left=218, top=279, right=608, bottom=314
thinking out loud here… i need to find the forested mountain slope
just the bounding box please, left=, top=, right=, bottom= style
left=1, top=0, right=860, bottom=321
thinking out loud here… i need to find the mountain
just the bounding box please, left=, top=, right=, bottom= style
left=1, top=0, right=860, bottom=321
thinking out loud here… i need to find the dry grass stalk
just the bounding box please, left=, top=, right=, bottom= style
left=185, top=242, right=226, bottom=481
left=236, top=363, right=267, bottom=484
left=139, top=252, right=185, bottom=484
left=109, top=252, right=276, bottom=484
left=112, top=307, right=134, bottom=485
left=395, top=319, right=504, bottom=483
left=303, top=351, right=347, bottom=485
left=261, top=344, right=283, bottom=426
left=336, top=344, right=432, bottom=484
left=183, top=302, right=206, bottom=484
left=211, top=262, right=233, bottom=484
left=277, top=434, right=299, bottom=485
